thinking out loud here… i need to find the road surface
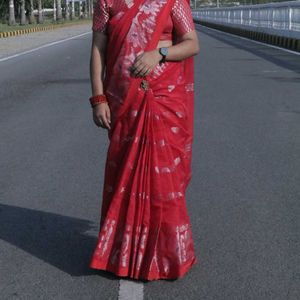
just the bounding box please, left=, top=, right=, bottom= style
left=0, top=23, right=299, bottom=299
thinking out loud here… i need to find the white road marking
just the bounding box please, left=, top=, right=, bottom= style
left=195, top=23, right=300, bottom=56
left=0, top=31, right=91, bottom=63
left=118, top=279, right=144, bottom=300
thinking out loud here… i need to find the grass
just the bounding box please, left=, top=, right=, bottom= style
left=0, top=17, right=92, bottom=33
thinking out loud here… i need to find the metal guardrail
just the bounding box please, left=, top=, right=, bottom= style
left=192, top=1, right=300, bottom=39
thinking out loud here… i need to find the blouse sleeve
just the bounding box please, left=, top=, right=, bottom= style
left=92, top=0, right=110, bottom=34
left=171, top=0, right=195, bottom=37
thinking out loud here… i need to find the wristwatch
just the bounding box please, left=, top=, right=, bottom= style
left=158, top=47, right=168, bottom=65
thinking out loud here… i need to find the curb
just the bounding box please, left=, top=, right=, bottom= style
left=194, top=19, right=300, bottom=53
left=0, top=19, right=91, bottom=39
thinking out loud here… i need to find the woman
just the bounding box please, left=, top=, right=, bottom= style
left=88, top=0, right=200, bottom=281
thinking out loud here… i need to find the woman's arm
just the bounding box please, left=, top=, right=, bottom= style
left=131, top=30, right=199, bottom=77
left=90, top=31, right=111, bottom=130
left=163, top=30, right=200, bottom=61
left=90, top=31, right=107, bottom=96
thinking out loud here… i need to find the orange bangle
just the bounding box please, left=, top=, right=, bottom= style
left=89, top=94, right=108, bottom=108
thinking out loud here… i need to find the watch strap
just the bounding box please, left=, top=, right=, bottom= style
left=159, top=47, right=167, bottom=65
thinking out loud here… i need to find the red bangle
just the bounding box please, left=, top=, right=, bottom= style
left=89, top=94, right=108, bottom=108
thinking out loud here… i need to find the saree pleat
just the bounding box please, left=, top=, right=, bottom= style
left=89, top=0, right=197, bottom=280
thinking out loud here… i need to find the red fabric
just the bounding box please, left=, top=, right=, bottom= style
left=92, top=0, right=195, bottom=39
left=89, top=0, right=198, bottom=281
left=160, top=15, right=173, bottom=40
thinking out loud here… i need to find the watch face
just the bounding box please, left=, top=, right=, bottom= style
left=160, top=47, right=168, bottom=56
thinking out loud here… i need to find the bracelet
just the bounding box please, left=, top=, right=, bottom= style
left=89, top=94, right=108, bottom=108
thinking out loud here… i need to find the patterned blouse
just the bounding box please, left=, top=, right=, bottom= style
left=92, top=0, right=195, bottom=39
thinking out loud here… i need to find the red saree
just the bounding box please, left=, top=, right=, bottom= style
left=89, top=0, right=198, bottom=281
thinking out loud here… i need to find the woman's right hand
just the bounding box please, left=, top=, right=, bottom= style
left=92, top=102, right=111, bottom=130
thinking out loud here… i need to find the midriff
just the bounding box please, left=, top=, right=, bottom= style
left=156, top=13, right=173, bottom=49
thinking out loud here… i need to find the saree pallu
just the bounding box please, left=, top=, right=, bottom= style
left=89, top=0, right=198, bottom=280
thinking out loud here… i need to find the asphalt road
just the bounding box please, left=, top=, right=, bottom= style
left=0, top=24, right=299, bottom=299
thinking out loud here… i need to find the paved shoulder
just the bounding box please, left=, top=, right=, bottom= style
left=0, top=23, right=92, bottom=60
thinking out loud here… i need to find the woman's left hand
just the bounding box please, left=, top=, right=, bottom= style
left=130, top=50, right=162, bottom=77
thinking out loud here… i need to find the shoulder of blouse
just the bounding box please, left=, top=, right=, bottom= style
left=170, top=0, right=195, bottom=37
left=92, top=0, right=110, bottom=33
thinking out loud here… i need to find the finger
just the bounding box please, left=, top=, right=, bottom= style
left=146, top=67, right=154, bottom=76
left=97, top=117, right=105, bottom=128
left=135, top=53, right=144, bottom=61
left=98, top=113, right=109, bottom=129
left=95, top=118, right=104, bottom=128
left=145, top=68, right=152, bottom=76
left=93, top=109, right=107, bottom=128
left=134, top=54, right=145, bottom=66
left=105, top=106, right=111, bottom=124
left=133, top=63, right=145, bottom=75
left=101, top=115, right=110, bottom=129
left=93, top=114, right=102, bottom=127
left=132, top=60, right=142, bottom=71
left=105, top=110, right=111, bottom=130
left=135, top=65, right=148, bottom=77
left=96, top=113, right=106, bottom=128
left=139, top=69, right=147, bottom=77
left=140, top=67, right=150, bottom=77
